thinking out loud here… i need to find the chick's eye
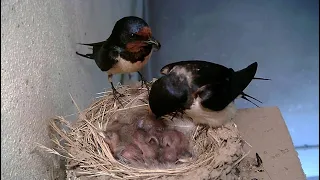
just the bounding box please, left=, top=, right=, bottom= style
left=130, top=33, right=134, bottom=37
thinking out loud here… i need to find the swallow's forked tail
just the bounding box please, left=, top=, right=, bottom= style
left=240, top=92, right=262, bottom=107
left=232, top=62, right=270, bottom=108
left=243, top=76, right=270, bottom=107
left=76, top=41, right=105, bottom=60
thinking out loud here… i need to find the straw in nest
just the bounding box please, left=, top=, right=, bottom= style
left=38, top=81, right=253, bottom=180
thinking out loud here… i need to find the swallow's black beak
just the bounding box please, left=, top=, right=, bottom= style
left=144, top=37, right=161, bottom=50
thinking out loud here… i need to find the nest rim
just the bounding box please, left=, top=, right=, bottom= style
left=41, top=82, right=250, bottom=180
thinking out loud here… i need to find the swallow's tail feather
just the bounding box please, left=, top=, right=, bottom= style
left=241, top=92, right=262, bottom=103
left=75, top=52, right=94, bottom=59
left=240, top=92, right=262, bottom=107
left=77, top=41, right=105, bottom=47
left=253, top=77, right=271, bottom=80
left=76, top=41, right=106, bottom=60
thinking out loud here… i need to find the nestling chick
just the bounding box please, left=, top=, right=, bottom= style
left=160, top=130, right=190, bottom=163
left=121, top=143, right=144, bottom=164
left=136, top=113, right=166, bottom=138
left=102, top=131, right=121, bottom=155
left=132, top=129, right=159, bottom=162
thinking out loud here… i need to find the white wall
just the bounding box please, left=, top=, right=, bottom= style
left=1, top=0, right=143, bottom=179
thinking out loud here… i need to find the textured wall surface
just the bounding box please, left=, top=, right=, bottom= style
left=1, top=0, right=143, bottom=179
left=145, top=0, right=319, bottom=177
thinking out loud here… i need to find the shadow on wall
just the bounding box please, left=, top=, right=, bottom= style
left=1, top=0, right=144, bottom=179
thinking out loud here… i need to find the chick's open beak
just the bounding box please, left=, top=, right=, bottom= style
left=144, top=37, right=161, bottom=50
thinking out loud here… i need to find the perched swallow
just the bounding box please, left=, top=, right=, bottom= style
left=148, top=60, right=269, bottom=128
left=76, top=16, right=161, bottom=101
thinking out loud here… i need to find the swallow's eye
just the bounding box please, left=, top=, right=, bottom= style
left=130, top=33, right=135, bottom=37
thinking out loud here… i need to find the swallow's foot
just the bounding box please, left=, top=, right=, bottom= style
left=142, top=80, right=150, bottom=94
left=137, top=72, right=150, bottom=94
left=113, top=89, right=125, bottom=97
left=111, top=88, right=125, bottom=107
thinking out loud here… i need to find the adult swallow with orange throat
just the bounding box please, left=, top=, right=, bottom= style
left=76, top=16, right=161, bottom=100
left=148, top=60, right=270, bottom=128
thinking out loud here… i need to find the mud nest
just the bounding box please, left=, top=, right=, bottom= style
left=40, top=81, right=251, bottom=180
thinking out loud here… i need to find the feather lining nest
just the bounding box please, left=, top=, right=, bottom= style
left=38, top=81, right=251, bottom=180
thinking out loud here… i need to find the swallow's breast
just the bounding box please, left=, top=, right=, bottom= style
left=108, top=51, right=153, bottom=74
left=185, top=97, right=237, bottom=128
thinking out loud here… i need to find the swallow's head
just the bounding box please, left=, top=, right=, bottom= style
left=148, top=74, right=190, bottom=119
left=160, top=60, right=206, bottom=75
left=111, top=16, right=161, bottom=52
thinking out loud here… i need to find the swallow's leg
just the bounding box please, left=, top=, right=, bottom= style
left=128, top=73, right=133, bottom=80
left=110, top=82, right=125, bottom=107
left=108, top=74, right=124, bottom=107
left=137, top=71, right=146, bottom=87
left=137, top=71, right=150, bottom=93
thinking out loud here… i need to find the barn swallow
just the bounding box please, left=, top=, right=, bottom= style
left=148, top=60, right=270, bottom=128
left=76, top=16, right=161, bottom=102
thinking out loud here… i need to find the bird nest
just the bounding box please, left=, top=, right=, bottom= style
left=39, top=81, right=251, bottom=180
